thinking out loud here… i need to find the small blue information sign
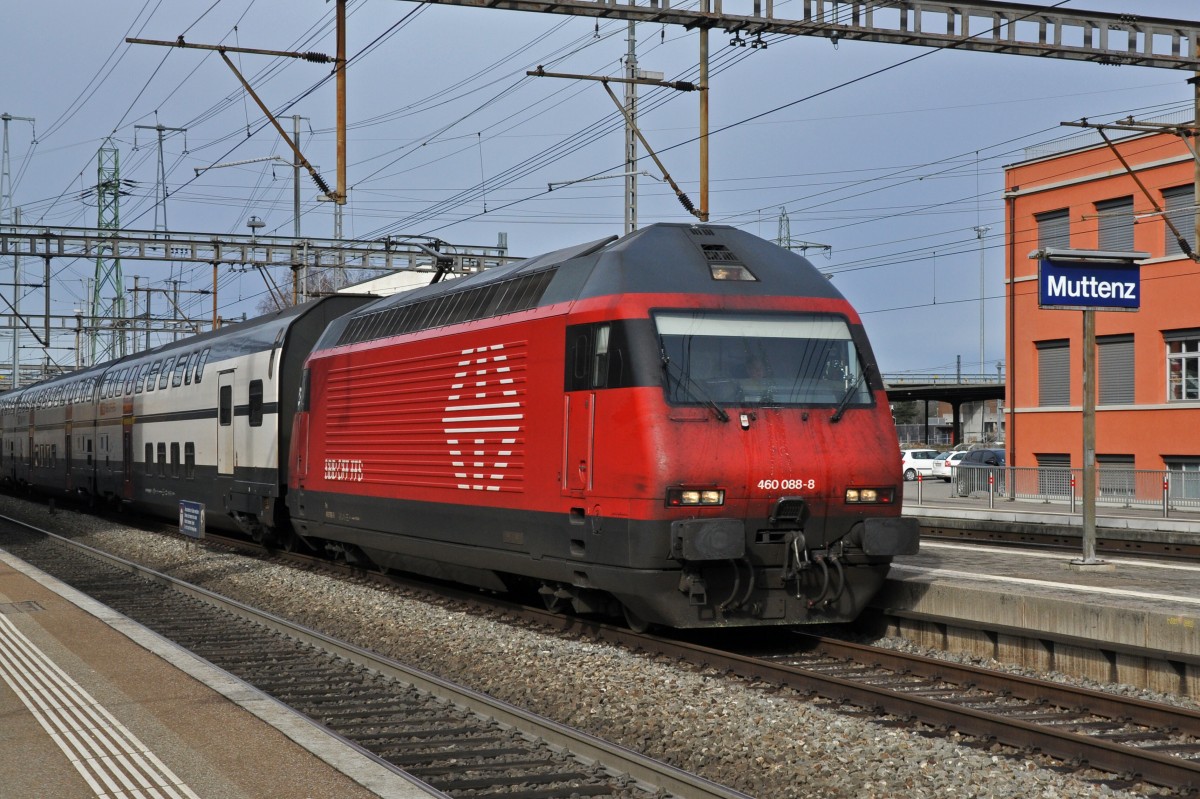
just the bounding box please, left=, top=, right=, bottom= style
left=1038, top=258, right=1141, bottom=311
left=179, top=500, right=206, bottom=540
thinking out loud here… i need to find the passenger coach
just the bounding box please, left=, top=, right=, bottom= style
left=0, top=295, right=368, bottom=541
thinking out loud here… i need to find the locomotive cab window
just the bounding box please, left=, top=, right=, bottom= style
left=655, top=311, right=873, bottom=409
left=565, top=321, right=644, bottom=391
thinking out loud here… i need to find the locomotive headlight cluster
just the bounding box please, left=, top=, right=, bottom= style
left=844, top=487, right=895, bottom=504
left=667, top=488, right=726, bottom=507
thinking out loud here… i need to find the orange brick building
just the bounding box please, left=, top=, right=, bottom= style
left=1004, top=130, right=1200, bottom=482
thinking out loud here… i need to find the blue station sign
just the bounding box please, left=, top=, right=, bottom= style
left=1038, top=258, right=1141, bottom=311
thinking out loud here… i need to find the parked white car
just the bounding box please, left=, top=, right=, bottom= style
left=900, top=448, right=939, bottom=481
left=932, top=450, right=968, bottom=482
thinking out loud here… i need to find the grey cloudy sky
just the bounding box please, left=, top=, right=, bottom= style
left=3, top=0, right=1198, bottom=375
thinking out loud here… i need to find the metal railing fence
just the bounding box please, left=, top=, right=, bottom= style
left=947, top=466, right=1200, bottom=517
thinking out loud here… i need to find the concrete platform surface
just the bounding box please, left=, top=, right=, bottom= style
left=0, top=548, right=443, bottom=799
left=878, top=539, right=1200, bottom=696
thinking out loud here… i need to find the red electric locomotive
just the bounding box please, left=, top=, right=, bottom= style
left=287, top=223, right=918, bottom=629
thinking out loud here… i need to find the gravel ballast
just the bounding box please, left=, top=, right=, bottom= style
left=1, top=495, right=1185, bottom=799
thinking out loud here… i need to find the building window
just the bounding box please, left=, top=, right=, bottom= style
left=1096, top=196, right=1134, bottom=252
left=1165, top=330, right=1200, bottom=402
left=1162, top=185, right=1196, bottom=258
left=1098, top=334, right=1134, bottom=405
left=1097, top=454, right=1134, bottom=500
left=1035, top=453, right=1071, bottom=496
left=1035, top=209, right=1070, bottom=250
left=1037, top=339, right=1070, bottom=406
left=1165, top=458, right=1200, bottom=501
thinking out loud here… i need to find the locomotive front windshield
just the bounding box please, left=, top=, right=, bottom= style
left=655, top=311, right=872, bottom=408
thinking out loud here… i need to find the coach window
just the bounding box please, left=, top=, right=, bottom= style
left=144, top=444, right=152, bottom=475
left=134, top=364, right=150, bottom=393
left=124, top=367, right=138, bottom=395
left=172, top=353, right=190, bottom=387
left=158, top=356, right=176, bottom=390
left=157, top=443, right=167, bottom=476
left=170, top=443, right=180, bottom=478
left=193, top=348, right=210, bottom=384
left=184, top=443, right=195, bottom=479
left=1165, top=329, right=1200, bottom=402
left=146, top=360, right=162, bottom=392
left=248, top=380, right=264, bottom=427
left=219, top=385, right=233, bottom=426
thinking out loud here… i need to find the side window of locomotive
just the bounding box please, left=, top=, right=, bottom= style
left=565, top=322, right=629, bottom=391
left=158, top=356, right=176, bottom=390
left=248, top=380, right=264, bottom=427
left=184, top=443, right=195, bottom=479
left=156, top=443, right=167, bottom=476
left=146, top=360, right=163, bottom=392
left=193, top=349, right=210, bottom=384
left=172, top=353, right=191, bottom=387
left=219, top=385, right=233, bottom=426
left=144, top=444, right=152, bottom=475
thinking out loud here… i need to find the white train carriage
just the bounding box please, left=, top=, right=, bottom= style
left=0, top=296, right=369, bottom=539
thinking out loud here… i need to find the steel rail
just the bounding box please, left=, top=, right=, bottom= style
left=0, top=515, right=754, bottom=799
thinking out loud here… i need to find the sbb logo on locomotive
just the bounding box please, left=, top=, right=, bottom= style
left=325, top=458, right=364, bottom=482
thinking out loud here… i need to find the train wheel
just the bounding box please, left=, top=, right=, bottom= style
left=622, top=604, right=651, bottom=633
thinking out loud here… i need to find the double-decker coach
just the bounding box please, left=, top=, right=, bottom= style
left=0, top=295, right=368, bottom=542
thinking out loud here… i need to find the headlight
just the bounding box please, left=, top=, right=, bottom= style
left=845, top=487, right=894, bottom=504
left=667, top=488, right=726, bottom=507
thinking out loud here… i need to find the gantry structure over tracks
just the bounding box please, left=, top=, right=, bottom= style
left=396, top=0, right=1200, bottom=71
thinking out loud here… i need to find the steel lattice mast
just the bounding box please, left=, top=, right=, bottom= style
left=91, top=141, right=126, bottom=363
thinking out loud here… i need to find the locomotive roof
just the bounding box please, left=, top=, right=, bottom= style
left=321, top=224, right=849, bottom=351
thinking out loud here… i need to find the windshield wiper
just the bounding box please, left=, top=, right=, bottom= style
left=829, top=370, right=866, bottom=423
left=661, top=352, right=730, bottom=423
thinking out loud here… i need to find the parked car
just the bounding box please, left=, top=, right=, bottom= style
left=900, top=448, right=940, bottom=481
left=955, top=448, right=1006, bottom=495
left=932, top=450, right=968, bottom=482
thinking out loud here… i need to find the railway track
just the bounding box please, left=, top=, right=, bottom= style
left=0, top=520, right=751, bottom=799
left=8, top=513, right=1200, bottom=794
left=186, top=531, right=1200, bottom=793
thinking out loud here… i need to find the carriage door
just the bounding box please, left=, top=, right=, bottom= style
left=122, top=396, right=134, bottom=499
left=217, top=371, right=235, bottom=475
left=563, top=323, right=607, bottom=497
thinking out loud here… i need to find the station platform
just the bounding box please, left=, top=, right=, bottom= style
left=0, top=549, right=441, bottom=799
left=900, top=477, right=1200, bottom=546
left=875, top=530, right=1200, bottom=698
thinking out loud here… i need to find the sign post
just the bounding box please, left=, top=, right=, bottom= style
left=1033, top=248, right=1146, bottom=571
left=178, top=500, right=206, bottom=543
